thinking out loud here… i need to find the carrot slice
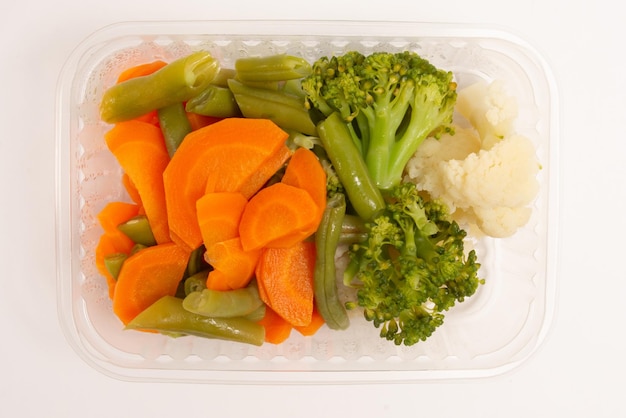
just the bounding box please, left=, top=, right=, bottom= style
left=255, top=241, right=316, bottom=327
left=239, top=182, right=319, bottom=251
left=116, top=60, right=167, bottom=83
left=105, top=121, right=171, bottom=245
left=281, top=147, right=327, bottom=218
left=204, top=238, right=261, bottom=290
left=95, top=231, right=135, bottom=299
left=112, top=242, right=190, bottom=325
left=196, top=192, right=248, bottom=250
left=234, top=144, right=291, bottom=199
left=293, top=306, right=325, bottom=336
left=257, top=305, right=293, bottom=344
left=186, top=112, right=222, bottom=131
left=122, top=173, right=142, bottom=206
left=163, top=118, right=289, bottom=251
left=95, top=202, right=142, bottom=299
left=97, top=201, right=141, bottom=233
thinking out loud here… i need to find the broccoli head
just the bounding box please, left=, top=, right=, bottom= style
left=344, top=182, right=483, bottom=346
left=303, top=50, right=457, bottom=190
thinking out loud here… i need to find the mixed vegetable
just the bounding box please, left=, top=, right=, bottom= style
left=94, top=47, right=540, bottom=347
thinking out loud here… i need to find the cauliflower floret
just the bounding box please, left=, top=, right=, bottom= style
left=405, top=80, right=540, bottom=238
left=472, top=206, right=532, bottom=238
left=441, top=134, right=539, bottom=210
left=405, top=127, right=481, bottom=204
left=455, top=79, right=518, bottom=150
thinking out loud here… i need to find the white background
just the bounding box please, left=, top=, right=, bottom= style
left=1, top=0, right=623, bottom=416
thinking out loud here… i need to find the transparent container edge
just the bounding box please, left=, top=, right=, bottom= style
left=55, top=19, right=562, bottom=384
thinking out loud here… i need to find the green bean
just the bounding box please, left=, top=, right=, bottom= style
left=317, top=112, right=386, bottom=220
left=210, top=68, right=237, bottom=87
left=182, top=281, right=264, bottom=318
left=126, top=296, right=265, bottom=346
left=185, top=85, right=241, bottom=118
left=157, top=102, right=192, bottom=157
left=117, top=215, right=157, bottom=247
left=185, top=246, right=207, bottom=278
left=100, top=51, right=219, bottom=123
left=314, top=193, right=350, bottom=330
left=130, top=243, right=148, bottom=255
left=104, top=253, right=127, bottom=280
left=183, top=270, right=209, bottom=296
left=243, top=304, right=266, bottom=322
left=235, top=54, right=311, bottom=82
left=228, top=79, right=317, bottom=136
left=339, top=214, right=368, bottom=245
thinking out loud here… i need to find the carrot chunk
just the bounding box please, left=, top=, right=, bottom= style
left=196, top=192, right=248, bottom=251
left=257, top=305, right=293, bottom=344
left=255, top=241, right=316, bottom=327
left=239, top=182, right=319, bottom=251
left=204, top=238, right=262, bottom=291
left=281, top=147, right=327, bottom=219
left=105, top=121, right=171, bottom=244
left=112, top=242, right=190, bottom=325
left=162, top=118, right=290, bottom=251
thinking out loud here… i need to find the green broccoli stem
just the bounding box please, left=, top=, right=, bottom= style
left=317, top=112, right=386, bottom=220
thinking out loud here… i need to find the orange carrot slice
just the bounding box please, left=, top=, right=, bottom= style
left=95, top=231, right=135, bottom=299
left=105, top=120, right=171, bottom=245
left=112, top=242, right=190, bottom=325
left=95, top=202, right=142, bottom=299
left=116, top=60, right=167, bottom=83
left=239, top=182, right=319, bottom=251
left=196, top=192, right=248, bottom=251
left=122, top=173, right=142, bottom=206
left=163, top=118, right=289, bottom=251
left=281, top=147, right=327, bottom=218
left=255, top=241, right=316, bottom=327
left=186, top=112, right=222, bottom=131
left=204, top=237, right=261, bottom=290
left=97, top=201, right=141, bottom=233
left=293, top=306, right=325, bottom=336
left=257, top=305, right=293, bottom=344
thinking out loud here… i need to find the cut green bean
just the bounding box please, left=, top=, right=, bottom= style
left=228, top=79, right=317, bottom=136
left=210, top=67, right=237, bottom=87
left=339, top=214, right=368, bottom=245
left=183, top=282, right=264, bottom=318
left=126, top=296, right=265, bottom=346
left=243, top=304, right=266, bottom=322
left=185, top=246, right=207, bottom=278
left=317, top=112, right=386, bottom=220
left=104, top=253, right=127, bottom=280
left=158, top=102, right=192, bottom=157
left=117, top=215, right=157, bottom=247
left=314, top=193, right=350, bottom=330
left=235, top=54, right=311, bottom=82
left=100, top=51, right=219, bottom=123
left=130, top=243, right=148, bottom=255
left=185, top=85, right=241, bottom=118
left=183, top=270, right=209, bottom=296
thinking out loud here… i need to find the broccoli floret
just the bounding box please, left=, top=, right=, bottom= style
left=344, top=182, right=483, bottom=346
left=303, top=50, right=457, bottom=190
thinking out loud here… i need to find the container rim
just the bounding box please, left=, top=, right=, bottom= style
left=55, top=19, right=561, bottom=384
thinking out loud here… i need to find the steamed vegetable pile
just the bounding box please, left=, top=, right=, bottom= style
left=94, top=48, right=540, bottom=347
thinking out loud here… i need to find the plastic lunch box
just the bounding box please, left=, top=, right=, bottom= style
left=55, top=20, right=560, bottom=383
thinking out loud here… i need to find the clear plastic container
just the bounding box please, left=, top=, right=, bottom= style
left=55, top=20, right=560, bottom=383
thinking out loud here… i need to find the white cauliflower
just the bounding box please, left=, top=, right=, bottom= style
left=455, top=79, right=518, bottom=150
left=405, top=80, right=540, bottom=238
